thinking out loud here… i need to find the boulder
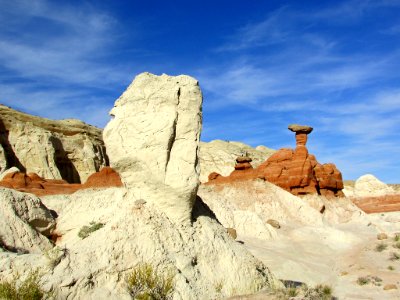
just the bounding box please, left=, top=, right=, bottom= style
left=103, top=72, right=202, bottom=223
left=0, top=105, right=108, bottom=183
left=0, top=188, right=54, bottom=253
left=377, top=233, right=388, bottom=240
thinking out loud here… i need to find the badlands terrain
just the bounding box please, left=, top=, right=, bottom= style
left=0, top=72, right=400, bottom=300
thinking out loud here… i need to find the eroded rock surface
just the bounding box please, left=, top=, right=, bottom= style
left=103, top=72, right=203, bottom=223
left=0, top=104, right=108, bottom=183
left=0, top=188, right=54, bottom=253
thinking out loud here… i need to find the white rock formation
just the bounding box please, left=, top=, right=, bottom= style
left=0, top=105, right=108, bottom=183
left=1, top=188, right=277, bottom=299
left=0, top=143, right=6, bottom=173
left=353, top=174, right=395, bottom=197
left=198, top=180, right=366, bottom=240
left=0, top=188, right=54, bottom=253
left=103, top=72, right=203, bottom=223
left=199, top=140, right=275, bottom=183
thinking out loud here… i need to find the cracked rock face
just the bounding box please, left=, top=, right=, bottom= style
left=103, top=72, right=203, bottom=223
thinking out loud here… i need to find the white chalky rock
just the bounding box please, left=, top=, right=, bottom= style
left=0, top=188, right=54, bottom=253
left=354, top=174, right=395, bottom=197
left=103, top=72, right=203, bottom=223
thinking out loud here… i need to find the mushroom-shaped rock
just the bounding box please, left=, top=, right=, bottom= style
left=288, top=124, right=313, bottom=134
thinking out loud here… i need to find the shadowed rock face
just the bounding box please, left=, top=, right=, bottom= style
left=0, top=104, right=108, bottom=183
left=207, top=125, right=344, bottom=197
left=0, top=167, right=122, bottom=196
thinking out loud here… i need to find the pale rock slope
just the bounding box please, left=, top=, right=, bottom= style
left=0, top=105, right=108, bottom=183
left=0, top=188, right=54, bottom=253
left=104, top=72, right=203, bottom=223
left=199, top=140, right=275, bottom=183
left=200, top=180, right=400, bottom=299
left=199, top=180, right=364, bottom=241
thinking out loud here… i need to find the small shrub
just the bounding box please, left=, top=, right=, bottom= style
left=214, top=281, right=223, bottom=294
left=394, top=234, right=400, bottom=242
left=375, top=243, right=388, bottom=252
left=388, top=265, right=395, bottom=271
left=389, top=252, right=400, bottom=261
left=303, top=284, right=333, bottom=300
left=272, top=283, right=332, bottom=300
left=393, top=242, right=400, bottom=249
left=78, top=222, right=105, bottom=239
left=126, top=263, right=174, bottom=300
left=0, top=271, right=49, bottom=300
left=357, top=276, right=370, bottom=286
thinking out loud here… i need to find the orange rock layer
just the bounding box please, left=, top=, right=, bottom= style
left=0, top=167, right=123, bottom=196
left=352, top=194, right=400, bottom=213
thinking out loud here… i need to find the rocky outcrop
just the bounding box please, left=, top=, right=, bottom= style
left=0, top=188, right=278, bottom=299
left=353, top=174, right=395, bottom=197
left=199, top=140, right=275, bottom=183
left=103, top=72, right=203, bottom=223
left=208, top=124, right=344, bottom=197
left=0, top=167, right=122, bottom=197
left=0, top=188, right=54, bottom=253
left=0, top=104, right=108, bottom=183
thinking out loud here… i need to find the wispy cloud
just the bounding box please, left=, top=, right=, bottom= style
left=0, top=0, right=135, bottom=127
left=198, top=1, right=400, bottom=182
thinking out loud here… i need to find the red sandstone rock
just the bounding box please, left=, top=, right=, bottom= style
left=0, top=167, right=123, bottom=197
left=83, top=167, right=123, bottom=188
left=208, top=172, right=221, bottom=181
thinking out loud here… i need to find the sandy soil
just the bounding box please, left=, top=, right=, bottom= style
left=241, top=212, right=400, bottom=299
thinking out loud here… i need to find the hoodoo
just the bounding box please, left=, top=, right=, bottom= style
left=208, top=124, right=344, bottom=197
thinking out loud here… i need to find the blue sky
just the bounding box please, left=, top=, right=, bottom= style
left=0, top=0, right=399, bottom=183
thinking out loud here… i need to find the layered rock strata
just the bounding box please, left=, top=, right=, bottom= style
left=103, top=72, right=203, bottom=223
left=0, top=104, right=108, bottom=183
left=208, top=124, right=344, bottom=197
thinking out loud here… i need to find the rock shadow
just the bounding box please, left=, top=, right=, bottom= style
left=192, top=195, right=220, bottom=224
left=0, top=118, right=26, bottom=172
left=50, top=136, right=81, bottom=184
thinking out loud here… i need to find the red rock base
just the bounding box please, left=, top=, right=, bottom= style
left=0, top=167, right=123, bottom=197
